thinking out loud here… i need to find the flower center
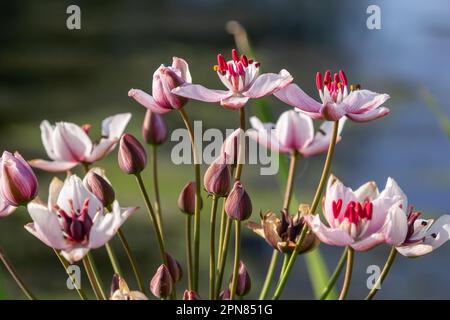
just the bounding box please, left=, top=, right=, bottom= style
left=213, top=49, right=260, bottom=93
left=315, top=70, right=351, bottom=104
left=55, top=198, right=93, bottom=244
left=332, top=199, right=373, bottom=238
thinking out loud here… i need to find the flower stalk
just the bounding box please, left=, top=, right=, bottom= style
left=319, top=247, right=348, bottom=300
left=365, top=246, right=398, bottom=300
left=338, top=247, right=354, bottom=300
left=53, top=249, right=87, bottom=300
left=117, top=229, right=146, bottom=293
left=82, top=252, right=106, bottom=300
left=209, top=194, right=219, bottom=299
left=151, top=145, right=164, bottom=234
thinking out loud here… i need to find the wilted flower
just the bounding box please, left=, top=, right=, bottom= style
left=305, top=175, right=407, bottom=251
left=225, top=181, right=252, bottom=221
left=110, top=274, right=148, bottom=300
left=150, top=264, right=173, bottom=299
left=83, top=168, right=115, bottom=208
left=24, top=175, right=137, bottom=263
left=172, top=49, right=293, bottom=109
left=248, top=110, right=346, bottom=157
left=183, top=290, right=201, bottom=300
left=129, top=57, right=191, bottom=114
left=142, top=109, right=169, bottom=146
left=30, top=113, right=131, bottom=172
left=203, top=154, right=231, bottom=197
left=165, top=252, right=183, bottom=283
left=177, top=181, right=202, bottom=215
left=118, top=134, right=147, bottom=175
left=247, top=206, right=318, bottom=254
left=275, top=70, right=390, bottom=122
left=0, top=151, right=38, bottom=207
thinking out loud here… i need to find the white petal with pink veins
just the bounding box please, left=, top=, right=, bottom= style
left=85, top=139, right=116, bottom=163
left=301, top=117, right=346, bottom=157
left=346, top=107, right=390, bottom=122
left=243, top=70, right=293, bottom=98
left=380, top=204, right=408, bottom=246
left=343, top=90, right=389, bottom=114
left=274, top=83, right=322, bottom=113
left=275, top=110, right=314, bottom=151
left=306, top=215, right=354, bottom=246
left=101, top=113, right=131, bottom=139
left=172, top=57, right=192, bottom=83
left=128, top=89, right=172, bottom=114
left=220, top=95, right=249, bottom=109
left=323, top=176, right=358, bottom=227
left=52, top=122, right=92, bottom=162
left=172, top=83, right=232, bottom=103
left=351, top=232, right=385, bottom=251
left=28, top=159, right=78, bottom=172
left=40, top=120, right=56, bottom=159
left=61, top=247, right=90, bottom=263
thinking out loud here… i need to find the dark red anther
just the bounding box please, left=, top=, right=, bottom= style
left=333, top=73, right=339, bottom=85
left=332, top=199, right=343, bottom=219
left=254, top=62, right=260, bottom=68
left=228, top=62, right=236, bottom=77
left=324, top=70, right=331, bottom=85
left=240, top=55, right=248, bottom=67
left=355, top=202, right=364, bottom=219
left=217, top=54, right=227, bottom=72
left=237, top=62, right=245, bottom=75
left=364, top=201, right=373, bottom=220
left=70, top=219, right=84, bottom=242
left=339, top=70, right=348, bottom=86
left=344, top=201, right=356, bottom=222
left=231, top=49, right=239, bottom=62
left=315, top=72, right=323, bottom=91
left=248, top=59, right=254, bottom=64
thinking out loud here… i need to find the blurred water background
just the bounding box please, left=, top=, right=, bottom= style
left=1, top=0, right=450, bottom=299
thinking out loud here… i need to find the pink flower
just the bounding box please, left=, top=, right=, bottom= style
left=30, top=113, right=131, bottom=172
left=0, top=151, right=38, bottom=207
left=128, top=57, right=191, bottom=114
left=172, top=49, right=293, bottom=110
left=247, top=110, right=346, bottom=157
left=25, top=175, right=137, bottom=263
left=305, top=175, right=408, bottom=251
left=395, top=208, right=450, bottom=257
left=274, top=70, right=390, bottom=122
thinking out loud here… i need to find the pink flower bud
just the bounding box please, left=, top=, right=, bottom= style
left=233, top=261, right=251, bottom=296
left=183, top=290, right=201, bottom=300
left=225, top=181, right=252, bottom=221
left=177, top=181, right=202, bottom=215
left=0, top=151, right=38, bottom=206
left=118, top=134, right=147, bottom=174
left=150, top=264, right=173, bottom=299
left=153, top=66, right=188, bottom=110
left=219, top=287, right=230, bottom=300
left=165, top=253, right=183, bottom=283
left=84, top=171, right=115, bottom=208
left=142, top=110, right=168, bottom=146
left=203, top=155, right=231, bottom=197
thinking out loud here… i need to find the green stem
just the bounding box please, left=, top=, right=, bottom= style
left=338, top=247, right=354, bottom=300
left=230, top=220, right=241, bottom=300
left=215, top=217, right=232, bottom=298
left=258, top=250, right=280, bottom=300
left=234, top=108, right=246, bottom=181
left=0, top=247, right=36, bottom=300
left=272, top=120, right=340, bottom=300
left=117, top=229, right=145, bottom=293
left=83, top=253, right=106, bottom=300
left=151, top=145, right=164, bottom=238
left=135, top=173, right=167, bottom=266
left=365, top=246, right=398, bottom=300
left=209, top=195, right=219, bottom=299
left=186, top=215, right=194, bottom=290
left=178, top=108, right=202, bottom=291
left=217, top=167, right=235, bottom=268
left=105, top=242, right=122, bottom=276
left=53, top=249, right=87, bottom=300
left=319, top=247, right=348, bottom=300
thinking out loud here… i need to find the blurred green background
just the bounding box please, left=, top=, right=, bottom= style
left=1, top=0, right=450, bottom=299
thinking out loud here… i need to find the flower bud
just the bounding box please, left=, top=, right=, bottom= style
left=150, top=264, right=173, bottom=299
left=0, top=151, right=38, bottom=206
left=84, top=171, right=115, bottom=208
left=165, top=253, right=183, bottom=283
left=225, top=181, right=252, bottom=221
left=142, top=109, right=168, bottom=146
left=118, top=134, right=147, bottom=174
left=219, top=287, right=230, bottom=300
left=183, top=290, right=201, bottom=300
left=203, top=154, right=231, bottom=197
left=234, top=261, right=251, bottom=296
left=221, top=129, right=245, bottom=167
left=177, top=181, right=202, bottom=215
left=153, top=66, right=188, bottom=110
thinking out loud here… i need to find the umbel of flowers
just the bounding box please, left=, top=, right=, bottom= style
left=0, top=46, right=449, bottom=302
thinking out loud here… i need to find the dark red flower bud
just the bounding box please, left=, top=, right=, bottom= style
left=183, top=290, right=201, bottom=300
left=118, top=133, right=147, bottom=174
left=142, top=110, right=168, bottom=146
left=177, top=181, right=203, bottom=215
left=233, top=261, right=251, bottom=296
left=150, top=264, right=173, bottom=299
left=84, top=171, right=115, bottom=207
left=219, top=287, right=230, bottom=300
left=225, top=181, right=252, bottom=221
left=203, top=154, right=231, bottom=197
left=165, top=253, right=183, bottom=283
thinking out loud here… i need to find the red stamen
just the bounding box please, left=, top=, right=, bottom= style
left=344, top=201, right=356, bottom=221
left=339, top=70, right=348, bottom=86
left=228, top=62, right=236, bottom=77
left=217, top=54, right=227, bottom=72
left=254, top=62, right=260, bottom=68
left=237, top=62, right=245, bottom=75
left=355, top=202, right=364, bottom=219
left=364, top=201, right=373, bottom=220
left=324, top=70, right=331, bottom=86
left=248, top=59, right=254, bottom=64
left=231, top=49, right=239, bottom=62
left=332, top=199, right=343, bottom=219
left=315, top=72, right=323, bottom=91
left=240, top=55, right=248, bottom=67
left=333, top=73, right=339, bottom=85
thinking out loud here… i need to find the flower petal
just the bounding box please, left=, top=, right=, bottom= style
left=85, top=139, right=116, bottom=163
left=350, top=232, right=385, bottom=251
left=306, top=215, right=354, bottom=247
left=40, top=120, right=56, bottom=159
left=128, top=89, right=172, bottom=114
left=320, top=103, right=346, bottom=121
left=172, top=83, right=231, bottom=103
left=0, top=195, right=16, bottom=217
left=381, top=204, right=408, bottom=246
left=220, top=95, right=249, bottom=109
left=249, top=116, right=275, bottom=131
left=343, top=90, right=390, bottom=114
left=61, top=247, right=90, bottom=263
left=28, top=159, right=79, bottom=172
left=274, top=83, right=322, bottom=113
left=323, top=175, right=358, bottom=228
left=243, top=69, right=293, bottom=98
left=346, top=107, right=390, bottom=122
left=48, top=177, right=64, bottom=209
left=101, top=113, right=131, bottom=139
left=172, top=57, right=192, bottom=83
left=301, top=117, right=346, bottom=157
left=354, top=180, right=379, bottom=202
left=247, top=129, right=290, bottom=154
left=52, top=122, right=93, bottom=162
left=275, top=110, right=314, bottom=151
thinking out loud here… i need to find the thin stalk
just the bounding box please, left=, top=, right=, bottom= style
left=338, top=247, right=354, bottom=300
left=319, top=247, right=348, bottom=300
left=0, top=247, right=36, bottom=300
left=105, top=242, right=122, bottom=276
left=134, top=173, right=167, bottom=266
left=280, top=253, right=291, bottom=275
left=209, top=195, right=219, bottom=299
left=229, top=220, right=241, bottom=300
left=151, top=145, right=164, bottom=236
left=53, top=249, right=87, bottom=300
left=217, top=167, right=235, bottom=267
left=186, top=215, right=194, bottom=290
left=272, top=120, right=340, bottom=300
left=258, top=250, right=280, bottom=300
left=234, top=108, right=246, bottom=181
left=365, top=246, right=398, bottom=300
left=117, top=229, right=145, bottom=293
left=178, top=108, right=202, bottom=291
left=82, top=253, right=106, bottom=300
left=215, top=217, right=232, bottom=298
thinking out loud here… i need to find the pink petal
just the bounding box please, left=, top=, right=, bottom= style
left=0, top=195, right=16, bottom=217
left=243, top=69, right=293, bottom=98
left=101, top=113, right=131, bottom=139
left=346, top=107, right=390, bottom=122
left=323, top=176, right=358, bottom=228
left=48, top=177, right=64, bottom=209
left=220, top=95, right=249, bottom=109
left=128, top=89, right=171, bottom=114
left=247, top=129, right=290, bottom=154
left=396, top=243, right=433, bottom=257
left=274, top=83, right=322, bottom=113
left=350, top=233, right=385, bottom=251
left=172, top=83, right=231, bottom=103
left=301, top=118, right=346, bottom=157
left=275, top=110, right=314, bottom=151
left=306, top=215, right=354, bottom=247
left=28, top=159, right=78, bottom=172
left=85, top=139, right=116, bottom=163
left=381, top=204, right=408, bottom=246
left=61, top=247, right=90, bottom=263
left=354, top=180, right=379, bottom=202
left=320, top=103, right=346, bottom=121
left=40, top=120, right=56, bottom=159
left=52, top=122, right=92, bottom=162
left=172, top=57, right=192, bottom=83
left=343, top=90, right=390, bottom=114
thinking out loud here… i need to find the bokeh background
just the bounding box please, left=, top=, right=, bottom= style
left=1, top=0, right=450, bottom=299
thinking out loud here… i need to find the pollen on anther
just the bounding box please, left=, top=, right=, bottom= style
left=213, top=65, right=219, bottom=72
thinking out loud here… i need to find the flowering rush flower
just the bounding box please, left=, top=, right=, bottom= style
left=248, top=110, right=346, bottom=157
left=0, top=151, right=38, bottom=208
left=29, top=113, right=131, bottom=172
left=25, top=175, right=137, bottom=262
left=172, top=49, right=293, bottom=109
left=306, top=175, right=408, bottom=251
left=128, top=57, right=191, bottom=114
left=274, top=70, right=390, bottom=122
